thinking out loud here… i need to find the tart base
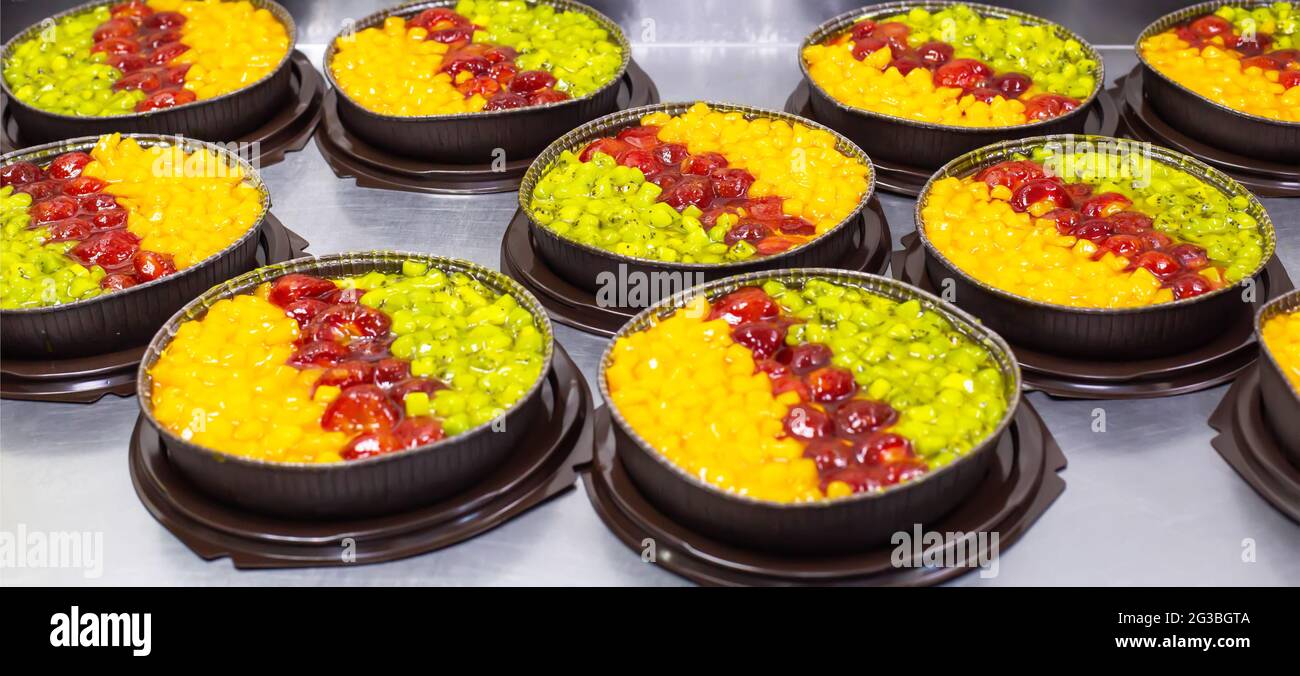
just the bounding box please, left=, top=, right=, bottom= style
left=1114, top=66, right=1300, bottom=198
left=1208, top=365, right=1300, bottom=524
left=782, top=80, right=1120, bottom=197
left=1, top=51, right=323, bottom=168
left=501, top=198, right=893, bottom=337
left=128, top=342, right=593, bottom=569
left=0, top=214, right=309, bottom=403
left=582, top=398, right=1064, bottom=586
left=313, top=60, right=660, bottom=195
left=892, top=232, right=1295, bottom=399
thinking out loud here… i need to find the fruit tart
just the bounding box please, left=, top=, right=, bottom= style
left=920, top=140, right=1270, bottom=309
left=802, top=3, right=1099, bottom=127
left=0, top=134, right=264, bottom=309
left=1140, top=3, right=1299, bottom=123
left=149, top=260, right=549, bottom=464
left=605, top=278, right=1011, bottom=502
left=529, top=103, right=871, bottom=264
left=329, top=0, right=624, bottom=116
left=3, top=0, right=290, bottom=116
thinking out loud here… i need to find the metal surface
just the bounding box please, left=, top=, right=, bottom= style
left=2, top=0, right=1299, bottom=586
left=0, top=0, right=1245, bottom=45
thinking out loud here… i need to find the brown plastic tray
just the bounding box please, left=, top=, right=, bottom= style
left=501, top=198, right=893, bottom=337
left=1208, top=365, right=1300, bottom=524
left=783, top=79, right=1120, bottom=197
left=582, top=397, right=1065, bottom=586
left=1114, top=67, right=1300, bottom=198
left=892, top=232, right=1294, bottom=399
left=1, top=51, right=322, bottom=167
left=128, top=343, right=594, bottom=569
left=0, top=215, right=308, bottom=403
left=314, top=60, right=660, bottom=195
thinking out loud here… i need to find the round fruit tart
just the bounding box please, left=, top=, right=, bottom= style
left=1140, top=3, right=1299, bottom=122
left=329, top=0, right=624, bottom=115
left=1262, top=305, right=1300, bottom=392
left=920, top=143, right=1269, bottom=309
left=0, top=134, right=263, bottom=309
left=528, top=103, right=871, bottom=264
left=803, top=3, right=1098, bottom=127
left=148, top=261, right=549, bottom=464
left=605, top=279, right=1010, bottom=502
left=3, top=0, right=290, bottom=116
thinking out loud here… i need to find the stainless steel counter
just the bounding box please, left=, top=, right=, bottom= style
left=2, top=1, right=1298, bottom=586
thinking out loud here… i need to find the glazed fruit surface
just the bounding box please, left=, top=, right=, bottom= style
left=150, top=262, right=547, bottom=463
left=529, top=103, right=869, bottom=264
left=1141, top=4, right=1300, bottom=122
left=922, top=148, right=1267, bottom=309
left=149, top=0, right=290, bottom=102
left=1262, top=309, right=1300, bottom=392
left=3, top=1, right=289, bottom=116
left=803, top=4, right=1096, bottom=127
left=606, top=280, right=1007, bottom=502
left=330, top=0, right=622, bottom=116
left=0, top=135, right=262, bottom=309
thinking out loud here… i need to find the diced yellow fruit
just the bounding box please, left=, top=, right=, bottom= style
left=313, top=385, right=341, bottom=404
left=404, top=391, right=431, bottom=417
